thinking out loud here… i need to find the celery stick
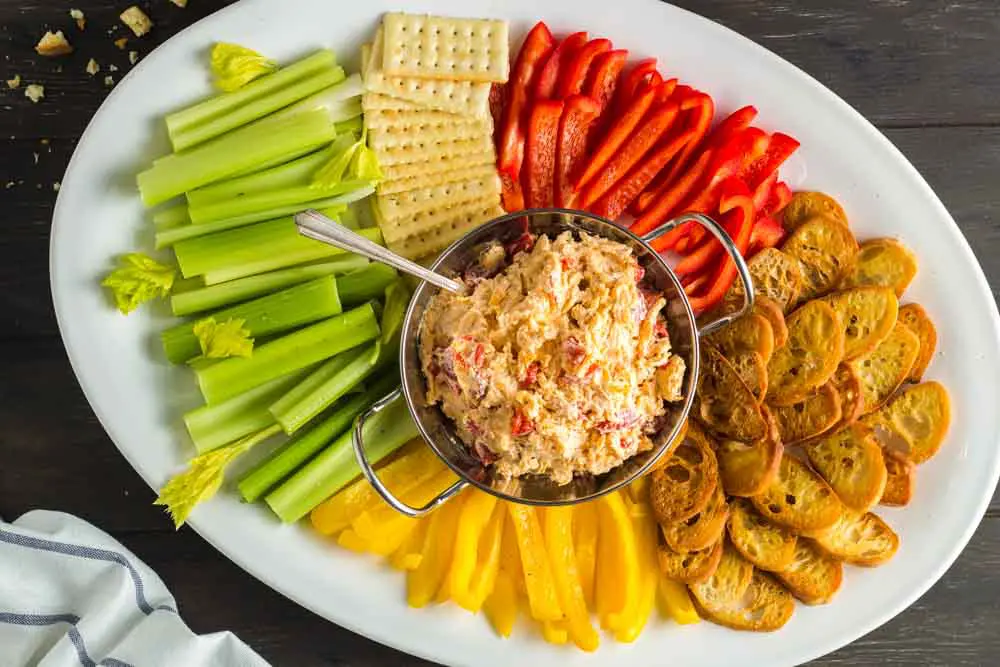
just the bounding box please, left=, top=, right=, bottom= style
left=337, top=264, right=398, bottom=306
left=268, top=73, right=364, bottom=122
left=271, top=341, right=380, bottom=434
left=189, top=225, right=382, bottom=285
left=185, top=144, right=338, bottom=208
left=172, top=67, right=346, bottom=151
left=161, top=276, right=342, bottom=364
left=195, top=304, right=379, bottom=404
left=153, top=204, right=190, bottom=230
left=170, top=256, right=367, bottom=316
left=334, top=116, right=363, bottom=135
left=166, top=49, right=337, bottom=137
left=265, top=383, right=417, bottom=522
left=266, top=352, right=354, bottom=421
left=138, top=109, right=337, bottom=207
left=238, top=371, right=397, bottom=503
left=184, top=368, right=307, bottom=454
left=188, top=180, right=371, bottom=225
left=155, top=189, right=370, bottom=247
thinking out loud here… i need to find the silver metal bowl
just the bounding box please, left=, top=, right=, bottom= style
left=353, top=208, right=753, bottom=517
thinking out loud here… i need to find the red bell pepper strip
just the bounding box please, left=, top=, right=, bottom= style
left=748, top=215, right=786, bottom=256
left=489, top=82, right=506, bottom=150
left=610, top=58, right=658, bottom=115
left=683, top=271, right=711, bottom=296
left=533, top=32, right=589, bottom=100
left=498, top=22, right=556, bottom=177
left=762, top=180, right=793, bottom=218
left=654, top=78, right=678, bottom=104
left=674, top=178, right=752, bottom=276
left=574, top=85, right=659, bottom=191
left=556, top=95, right=601, bottom=208
left=500, top=171, right=525, bottom=212
left=523, top=99, right=565, bottom=208
left=705, top=105, right=758, bottom=151
left=654, top=92, right=715, bottom=193
left=556, top=38, right=611, bottom=99
left=583, top=49, right=628, bottom=113
left=632, top=71, right=663, bottom=100
left=589, top=122, right=695, bottom=219
left=751, top=169, right=779, bottom=214
left=675, top=234, right=696, bottom=254
left=742, top=132, right=800, bottom=190
left=686, top=186, right=755, bottom=313
left=578, top=100, right=679, bottom=209
left=678, top=127, right=769, bottom=215
left=632, top=148, right=713, bottom=239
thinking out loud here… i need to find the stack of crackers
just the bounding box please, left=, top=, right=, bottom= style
left=361, top=13, right=510, bottom=261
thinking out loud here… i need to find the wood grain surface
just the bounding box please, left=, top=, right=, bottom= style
left=2, top=1, right=999, bottom=665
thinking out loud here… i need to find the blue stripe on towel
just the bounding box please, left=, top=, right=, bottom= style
left=0, top=612, right=135, bottom=667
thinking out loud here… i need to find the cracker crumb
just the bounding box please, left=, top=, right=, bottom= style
left=109, top=64, right=119, bottom=73
left=35, top=30, right=74, bottom=57
left=4, top=181, right=14, bottom=189
left=86, top=58, right=100, bottom=76
left=120, top=6, right=153, bottom=37
left=40, top=138, right=49, bottom=145
left=128, top=50, right=139, bottom=65
left=170, top=0, right=188, bottom=6
left=70, top=8, right=86, bottom=30
left=24, top=84, right=44, bottom=103
left=114, top=37, right=129, bottom=50
left=104, top=75, right=115, bottom=87
left=6, top=74, right=20, bottom=89
left=53, top=182, right=61, bottom=192
left=33, top=152, right=39, bottom=165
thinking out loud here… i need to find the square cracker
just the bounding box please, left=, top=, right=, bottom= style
left=380, top=150, right=495, bottom=181
left=381, top=13, right=509, bottom=83
left=365, top=107, right=488, bottom=131
left=377, top=163, right=499, bottom=196
left=376, top=195, right=499, bottom=243
left=369, top=119, right=490, bottom=152
left=372, top=134, right=494, bottom=166
left=365, top=26, right=490, bottom=117
left=387, top=204, right=506, bottom=260
left=375, top=171, right=500, bottom=221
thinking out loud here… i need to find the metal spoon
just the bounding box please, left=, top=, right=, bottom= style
left=294, top=209, right=463, bottom=294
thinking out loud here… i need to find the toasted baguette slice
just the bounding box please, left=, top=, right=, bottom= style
left=782, top=191, right=848, bottom=231
left=727, top=498, right=798, bottom=572
left=782, top=216, right=859, bottom=302
left=696, top=345, right=769, bottom=441
left=707, top=313, right=775, bottom=363
left=897, top=303, right=937, bottom=381
left=861, top=381, right=951, bottom=464
left=853, top=321, right=921, bottom=414
left=820, top=286, right=899, bottom=360
left=771, top=383, right=842, bottom=445
left=725, top=248, right=803, bottom=314
left=880, top=448, right=915, bottom=506
left=650, top=423, right=719, bottom=523
left=830, top=362, right=864, bottom=428
left=658, top=533, right=724, bottom=584
left=766, top=299, right=845, bottom=405
left=717, top=408, right=783, bottom=497
left=726, top=350, right=768, bottom=403
left=752, top=455, right=843, bottom=533
left=843, top=237, right=918, bottom=297
left=775, top=539, right=843, bottom=605
left=663, top=483, right=730, bottom=553
left=811, top=510, right=899, bottom=566
left=805, top=423, right=888, bottom=512
left=687, top=541, right=755, bottom=610
left=695, top=570, right=795, bottom=632
left=754, top=296, right=788, bottom=348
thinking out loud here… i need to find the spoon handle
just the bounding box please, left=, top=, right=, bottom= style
left=294, top=209, right=463, bottom=294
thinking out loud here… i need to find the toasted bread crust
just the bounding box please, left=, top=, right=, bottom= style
left=861, top=381, right=951, bottom=464
left=821, top=286, right=899, bottom=360
left=853, top=321, right=921, bottom=414
left=775, top=539, right=843, bottom=605
left=657, top=533, right=723, bottom=584
left=687, top=541, right=755, bottom=610
left=805, top=423, right=888, bottom=512
left=767, top=300, right=845, bottom=405
left=830, top=363, right=865, bottom=429
left=752, top=455, right=843, bottom=533
left=696, top=345, right=769, bottom=441
left=782, top=192, right=848, bottom=231
left=844, top=237, right=918, bottom=297
left=753, top=296, right=789, bottom=348
left=727, top=498, right=797, bottom=572
left=771, top=383, right=842, bottom=445
left=707, top=314, right=775, bottom=363
left=662, top=483, right=730, bottom=553
left=726, top=350, right=769, bottom=403
left=717, top=408, right=783, bottom=498
left=695, top=571, right=795, bottom=632
left=880, top=448, right=915, bottom=506
left=725, top=248, right=803, bottom=313
left=811, top=510, right=899, bottom=566
left=650, top=423, right=719, bottom=523
left=782, top=216, right=859, bottom=302
left=897, top=303, right=937, bottom=382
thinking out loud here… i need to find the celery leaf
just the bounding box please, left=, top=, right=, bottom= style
left=101, top=253, right=176, bottom=315
left=193, top=317, right=254, bottom=359
left=210, top=43, right=277, bottom=92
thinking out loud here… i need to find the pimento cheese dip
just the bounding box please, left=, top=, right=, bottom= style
left=419, top=230, right=685, bottom=485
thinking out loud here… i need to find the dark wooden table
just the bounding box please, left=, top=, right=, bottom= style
left=2, top=1, right=999, bottom=665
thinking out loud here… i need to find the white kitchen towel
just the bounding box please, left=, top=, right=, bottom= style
left=0, top=510, right=270, bottom=667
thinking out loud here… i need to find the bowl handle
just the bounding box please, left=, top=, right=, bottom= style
left=641, top=212, right=755, bottom=336
left=352, top=387, right=468, bottom=518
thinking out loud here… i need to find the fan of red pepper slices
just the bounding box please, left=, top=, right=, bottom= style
left=492, top=22, right=799, bottom=314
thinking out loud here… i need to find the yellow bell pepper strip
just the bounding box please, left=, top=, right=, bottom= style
left=500, top=510, right=526, bottom=595
left=595, top=491, right=640, bottom=632
left=572, top=502, right=599, bottom=610
left=614, top=510, right=658, bottom=642
left=483, top=569, right=518, bottom=638
left=542, top=506, right=600, bottom=652
left=309, top=439, right=440, bottom=535
left=389, top=518, right=428, bottom=571
left=455, top=498, right=505, bottom=612
left=627, top=474, right=650, bottom=505
left=508, top=505, right=563, bottom=622
left=446, top=491, right=499, bottom=607
left=658, top=578, right=700, bottom=625
left=407, top=493, right=466, bottom=608
left=541, top=620, right=569, bottom=645
left=353, top=468, right=461, bottom=556
left=336, top=528, right=368, bottom=553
